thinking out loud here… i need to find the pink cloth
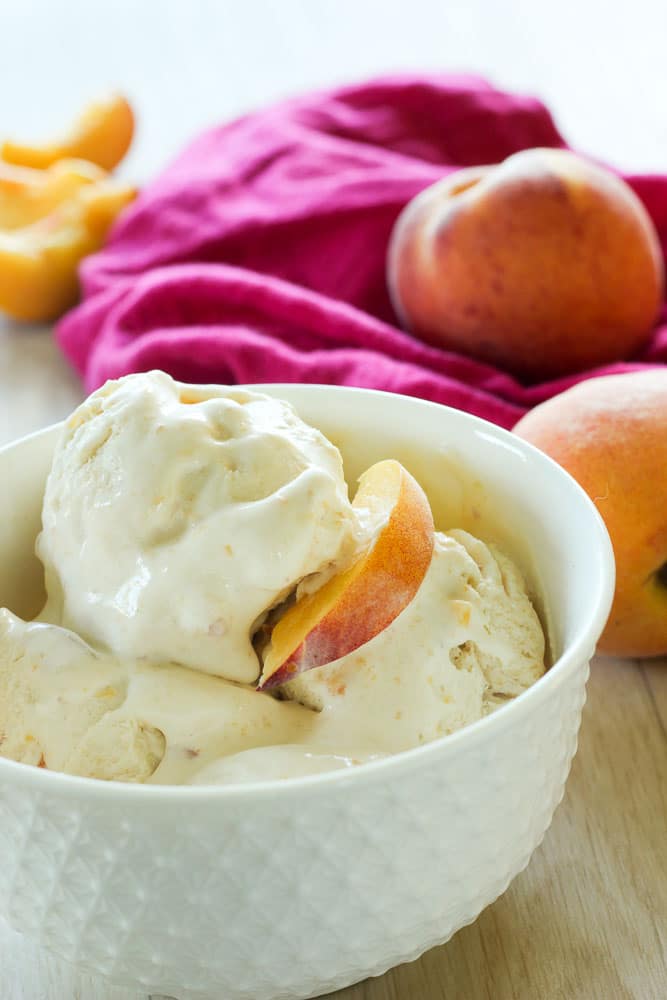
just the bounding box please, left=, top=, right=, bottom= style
left=57, top=74, right=667, bottom=429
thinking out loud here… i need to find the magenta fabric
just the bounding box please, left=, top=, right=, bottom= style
left=57, top=74, right=667, bottom=429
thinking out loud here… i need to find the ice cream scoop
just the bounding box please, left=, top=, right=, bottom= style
left=0, top=609, right=318, bottom=784
left=37, top=372, right=361, bottom=684
left=0, top=608, right=150, bottom=780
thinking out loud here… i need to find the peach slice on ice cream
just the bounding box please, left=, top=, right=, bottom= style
left=258, top=460, right=434, bottom=690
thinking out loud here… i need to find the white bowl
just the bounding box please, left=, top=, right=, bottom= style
left=0, top=385, right=614, bottom=1000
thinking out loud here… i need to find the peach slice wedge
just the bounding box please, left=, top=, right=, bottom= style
left=257, top=459, right=434, bottom=690
left=2, top=94, right=134, bottom=172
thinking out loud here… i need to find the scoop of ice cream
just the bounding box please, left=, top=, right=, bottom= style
left=283, top=530, right=545, bottom=752
left=0, top=608, right=145, bottom=778
left=0, top=609, right=318, bottom=783
left=37, top=371, right=359, bottom=684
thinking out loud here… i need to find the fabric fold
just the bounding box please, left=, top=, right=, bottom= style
left=57, top=73, right=667, bottom=428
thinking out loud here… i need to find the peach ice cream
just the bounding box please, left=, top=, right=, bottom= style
left=0, top=373, right=547, bottom=784
left=37, top=372, right=360, bottom=684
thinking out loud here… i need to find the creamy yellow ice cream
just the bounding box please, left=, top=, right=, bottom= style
left=0, top=609, right=317, bottom=784
left=281, top=530, right=545, bottom=753
left=0, top=372, right=547, bottom=785
left=37, top=371, right=360, bottom=684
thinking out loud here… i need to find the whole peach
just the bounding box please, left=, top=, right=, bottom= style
left=514, top=370, right=667, bottom=657
left=387, top=149, right=664, bottom=380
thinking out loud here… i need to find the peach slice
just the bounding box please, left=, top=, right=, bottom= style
left=0, top=173, right=136, bottom=321
left=2, top=94, right=135, bottom=172
left=0, top=159, right=107, bottom=229
left=257, top=460, right=434, bottom=690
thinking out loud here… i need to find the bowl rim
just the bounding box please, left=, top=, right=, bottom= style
left=0, top=383, right=615, bottom=802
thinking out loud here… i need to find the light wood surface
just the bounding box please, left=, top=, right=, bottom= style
left=1, top=1, right=666, bottom=997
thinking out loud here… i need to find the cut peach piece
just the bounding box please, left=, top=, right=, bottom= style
left=0, top=175, right=136, bottom=321
left=2, top=94, right=134, bottom=172
left=258, top=460, right=434, bottom=690
left=0, top=159, right=107, bottom=230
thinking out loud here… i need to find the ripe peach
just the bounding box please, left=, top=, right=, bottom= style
left=388, top=149, right=664, bottom=380
left=514, top=370, right=667, bottom=657
left=257, top=460, right=434, bottom=689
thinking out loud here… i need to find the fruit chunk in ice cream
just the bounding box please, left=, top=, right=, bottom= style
left=258, top=459, right=435, bottom=690
left=37, top=372, right=360, bottom=684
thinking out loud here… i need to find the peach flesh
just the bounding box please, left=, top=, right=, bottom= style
left=258, top=460, right=434, bottom=689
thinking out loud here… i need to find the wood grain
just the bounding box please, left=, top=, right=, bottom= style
left=643, top=661, right=667, bottom=735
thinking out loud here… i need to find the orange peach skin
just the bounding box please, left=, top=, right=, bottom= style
left=388, top=149, right=664, bottom=380
left=2, top=94, right=134, bottom=172
left=514, top=370, right=667, bottom=657
left=258, top=460, right=435, bottom=689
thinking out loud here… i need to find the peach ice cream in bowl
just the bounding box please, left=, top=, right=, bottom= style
left=0, top=374, right=614, bottom=999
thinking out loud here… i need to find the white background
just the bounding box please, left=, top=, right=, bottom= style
left=2, top=0, right=667, bottom=184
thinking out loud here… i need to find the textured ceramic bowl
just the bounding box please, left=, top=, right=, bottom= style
left=0, top=385, right=614, bottom=1000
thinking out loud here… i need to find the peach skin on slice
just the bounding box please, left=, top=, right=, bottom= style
left=257, top=460, right=434, bottom=690
left=2, top=94, right=134, bottom=172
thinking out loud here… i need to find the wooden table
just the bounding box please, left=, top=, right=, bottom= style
left=1, top=2, right=666, bottom=997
